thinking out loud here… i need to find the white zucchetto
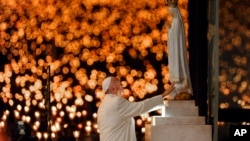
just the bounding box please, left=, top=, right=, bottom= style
left=102, top=77, right=112, bottom=93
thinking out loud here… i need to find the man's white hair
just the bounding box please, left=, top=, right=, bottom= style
left=102, top=77, right=112, bottom=93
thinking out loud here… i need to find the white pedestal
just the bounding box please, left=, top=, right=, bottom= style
left=145, top=100, right=212, bottom=141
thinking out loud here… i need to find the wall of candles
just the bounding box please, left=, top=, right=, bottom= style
left=219, top=0, right=250, bottom=109
left=0, top=0, right=189, bottom=140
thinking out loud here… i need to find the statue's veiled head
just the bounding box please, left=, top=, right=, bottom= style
left=167, top=0, right=178, bottom=7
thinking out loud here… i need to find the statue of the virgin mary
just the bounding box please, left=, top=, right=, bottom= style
left=167, top=0, right=193, bottom=99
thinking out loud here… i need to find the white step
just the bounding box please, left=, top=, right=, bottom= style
left=145, top=100, right=212, bottom=141
left=163, top=106, right=199, bottom=117
left=152, top=116, right=205, bottom=125
left=162, top=100, right=199, bottom=117
left=164, top=100, right=196, bottom=107
left=145, top=124, right=212, bottom=141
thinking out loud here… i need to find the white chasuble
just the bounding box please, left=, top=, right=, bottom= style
left=97, top=94, right=163, bottom=141
left=167, top=7, right=193, bottom=98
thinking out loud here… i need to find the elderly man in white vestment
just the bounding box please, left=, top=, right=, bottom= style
left=97, top=76, right=175, bottom=141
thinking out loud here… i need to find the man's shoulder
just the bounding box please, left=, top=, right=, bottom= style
left=102, top=94, right=123, bottom=104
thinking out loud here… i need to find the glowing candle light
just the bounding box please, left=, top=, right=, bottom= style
left=147, top=117, right=152, bottom=123
left=136, top=119, right=143, bottom=126
left=109, top=67, right=116, bottom=73
left=0, top=121, right=5, bottom=129
left=85, top=125, right=92, bottom=136
left=26, top=116, right=31, bottom=123
left=33, top=125, right=38, bottom=131
left=34, top=121, right=40, bottom=128
left=87, top=58, right=94, bottom=65
left=128, top=96, right=135, bottom=102
left=141, top=127, right=146, bottom=133
left=51, top=132, right=56, bottom=140
left=32, top=100, right=38, bottom=106
left=0, top=122, right=5, bottom=133
left=51, top=125, right=57, bottom=133
left=44, top=132, right=48, bottom=141
left=4, top=110, right=9, bottom=116
left=85, top=94, right=93, bottom=102
left=76, top=111, right=82, bottom=118
left=21, top=115, right=26, bottom=123
left=24, top=106, right=30, bottom=113
left=93, top=123, right=98, bottom=130
left=53, top=123, right=59, bottom=132
left=62, top=98, right=68, bottom=104
left=87, top=79, right=97, bottom=89
left=59, top=111, right=65, bottom=117
left=38, top=102, right=45, bottom=109
left=0, top=22, right=7, bottom=31
left=0, top=0, right=191, bottom=138
left=8, top=99, right=14, bottom=107
left=93, top=113, right=97, bottom=119
left=55, top=118, right=61, bottom=124
left=82, top=110, right=87, bottom=117
left=86, top=121, right=91, bottom=126
left=14, top=110, right=20, bottom=119
left=69, top=113, right=75, bottom=120
left=17, top=104, right=22, bottom=111
left=77, top=123, right=83, bottom=129
left=1, top=115, right=7, bottom=121
left=73, top=130, right=80, bottom=141
left=62, top=67, right=69, bottom=74
left=75, top=97, right=84, bottom=106
left=63, top=124, right=68, bottom=129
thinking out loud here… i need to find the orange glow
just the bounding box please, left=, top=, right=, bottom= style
left=0, top=0, right=192, bottom=137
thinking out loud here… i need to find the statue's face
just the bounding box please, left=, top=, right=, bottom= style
left=166, top=0, right=178, bottom=7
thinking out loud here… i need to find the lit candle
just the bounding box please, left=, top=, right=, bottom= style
left=85, top=125, right=92, bottom=136
left=0, top=121, right=5, bottom=133
left=1, top=115, right=7, bottom=121
left=36, top=132, right=42, bottom=141
left=34, top=111, right=40, bottom=118
left=44, top=132, right=48, bottom=141
left=14, top=110, right=20, bottom=119
left=51, top=132, right=56, bottom=141
left=73, top=130, right=80, bottom=141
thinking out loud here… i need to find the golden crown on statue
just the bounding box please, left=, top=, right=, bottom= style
left=167, top=0, right=178, bottom=7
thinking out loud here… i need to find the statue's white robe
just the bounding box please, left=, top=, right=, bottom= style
left=168, top=7, right=193, bottom=96
left=97, top=94, right=163, bottom=141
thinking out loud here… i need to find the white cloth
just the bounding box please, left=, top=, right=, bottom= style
left=167, top=7, right=193, bottom=96
left=97, top=94, right=163, bottom=141
left=102, top=77, right=112, bottom=92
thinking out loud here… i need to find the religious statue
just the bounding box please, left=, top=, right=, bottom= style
left=166, top=0, right=193, bottom=100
